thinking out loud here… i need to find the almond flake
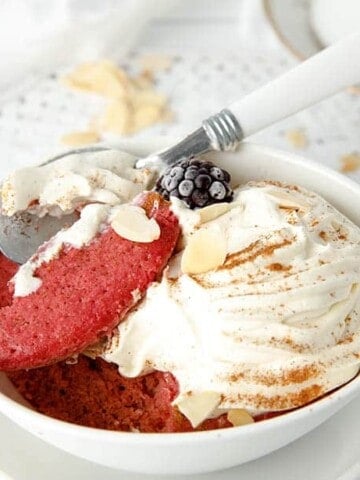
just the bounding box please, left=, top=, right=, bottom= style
left=110, top=205, right=160, bottom=243
left=62, top=60, right=129, bottom=98
left=181, top=229, right=227, bottom=274
left=227, top=409, right=254, bottom=427
left=100, top=99, right=133, bottom=135
left=268, top=189, right=310, bottom=212
left=61, top=60, right=172, bottom=140
left=174, top=391, right=221, bottom=428
left=198, top=203, right=230, bottom=224
left=61, top=131, right=100, bottom=147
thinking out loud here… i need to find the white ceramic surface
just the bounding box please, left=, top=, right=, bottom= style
left=0, top=141, right=360, bottom=475
left=0, top=470, right=14, bottom=480
left=264, top=0, right=322, bottom=59
left=311, top=0, right=360, bottom=47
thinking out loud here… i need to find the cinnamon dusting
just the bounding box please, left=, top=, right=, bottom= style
left=248, top=180, right=301, bottom=193
left=266, top=262, right=292, bottom=272
left=218, top=237, right=292, bottom=271
left=252, top=364, right=320, bottom=387
left=269, top=336, right=309, bottom=354
left=225, top=384, right=323, bottom=411
left=338, top=334, right=354, bottom=345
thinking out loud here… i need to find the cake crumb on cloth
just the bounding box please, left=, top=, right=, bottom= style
left=347, top=85, right=360, bottom=96
left=339, top=152, right=360, bottom=173
left=285, top=129, right=308, bottom=149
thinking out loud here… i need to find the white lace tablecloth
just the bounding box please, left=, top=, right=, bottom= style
left=0, top=0, right=359, bottom=185
left=0, top=48, right=359, bottom=183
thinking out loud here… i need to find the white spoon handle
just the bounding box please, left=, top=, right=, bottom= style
left=229, top=32, right=360, bottom=137
left=137, top=33, right=360, bottom=168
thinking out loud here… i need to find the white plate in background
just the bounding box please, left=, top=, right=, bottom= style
left=263, top=0, right=322, bottom=59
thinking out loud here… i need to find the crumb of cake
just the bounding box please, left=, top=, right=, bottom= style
left=61, top=131, right=100, bottom=146
left=347, top=85, right=360, bottom=96
left=285, top=129, right=308, bottom=149
left=0, top=253, right=19, bottom=307
left=61, top=60, right=172, bottom=140
left=339, top=152, right=360, bottom=173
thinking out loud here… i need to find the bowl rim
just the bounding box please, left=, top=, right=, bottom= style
left=1, top=140, right=360, bottom=445
left=1, top=372, right=359, bottom=445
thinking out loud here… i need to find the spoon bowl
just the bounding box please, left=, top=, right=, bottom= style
left=0, top=146, right=112, bottom=264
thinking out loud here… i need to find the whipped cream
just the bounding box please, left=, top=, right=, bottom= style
left=104, top=182, right=360, bottom=426
left=7, top=150, right=158, bottom=297
left=1, top=149, right=154, bottom=217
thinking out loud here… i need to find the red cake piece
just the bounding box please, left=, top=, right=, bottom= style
left=0, top=254, right=18, bottom=307
left=0, top=193, right=179, bottom=371
left=8, top=356, right=232, bottom=433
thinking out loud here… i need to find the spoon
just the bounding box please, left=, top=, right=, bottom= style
left=1, top=33, right=360, bottom=264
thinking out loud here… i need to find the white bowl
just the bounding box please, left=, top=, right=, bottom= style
left=0, top=141, right=359, bottom=475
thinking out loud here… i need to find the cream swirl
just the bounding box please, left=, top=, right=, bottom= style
left=1, top=149, right=154, bottom=217
left=5, top=150, right=157, bottom=297
left=103, top=181, right=360, bottom=426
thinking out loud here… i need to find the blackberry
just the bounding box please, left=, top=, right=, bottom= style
left=155, top=158, right=233, bottom=209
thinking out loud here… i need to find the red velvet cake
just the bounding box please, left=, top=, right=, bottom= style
left=8, top=356, right=232, bottom=433
left=0, top=193, right=179, bottom=371
left=0, top=254, right=18, bottom=307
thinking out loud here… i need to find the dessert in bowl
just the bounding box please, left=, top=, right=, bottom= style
left=0, top=139, right=359, bottom=474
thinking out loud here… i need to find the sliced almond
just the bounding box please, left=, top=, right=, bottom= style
left=133, top=104, right=163, bottom=130
left=110, top=205, right=160, bottom=243
left=174, top=391, right=221, bottom=428
left=62, top=60, right=129, bottom=98
left=198, top=202, right=230, bottom=224
left=267, top=189, right=310, bottom=213
left=132, top=89, right=167, bottom=109
left=181, top=229, right=227, bottom=274
left=100, top=99, right=133, bottom=135
left=227, top=409, right=254, bottom=427
left=61, top=60, right=172, bottom=138
left=61, top=130, right=100, bottom=147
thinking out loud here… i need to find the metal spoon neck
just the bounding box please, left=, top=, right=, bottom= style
left=138, top=108, right=244, bottom=169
